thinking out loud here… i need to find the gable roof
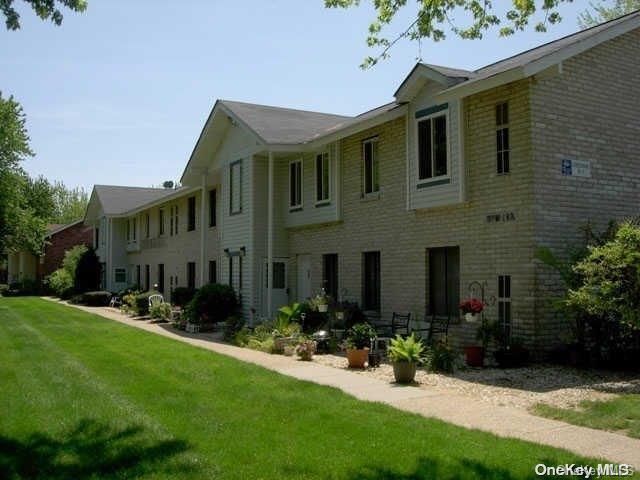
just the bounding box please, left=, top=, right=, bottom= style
left=45, top=220, right=85, bottom=238
left=93, top=185, right=177, bottom=216
left=219, top=100, right=351, bottom=145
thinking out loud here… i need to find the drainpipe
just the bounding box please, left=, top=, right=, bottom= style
left=200, top=173, right=207, bottom=287
left=267, top=151, right=274, bottom=317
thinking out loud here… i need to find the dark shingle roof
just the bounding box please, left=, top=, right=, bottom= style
left=94, top=185, right=177, bottom=215
left=220, top=100, right=351, bottom=144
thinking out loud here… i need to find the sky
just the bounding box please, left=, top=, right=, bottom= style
left=1, top=0, right=592, bottom=192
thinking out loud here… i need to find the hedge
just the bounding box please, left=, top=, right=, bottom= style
left=135, top=290, right=161, bottom=316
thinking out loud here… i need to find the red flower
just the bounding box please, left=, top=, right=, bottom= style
left=459, top=298, right=484, bottom=314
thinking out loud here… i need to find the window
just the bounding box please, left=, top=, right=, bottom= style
left=209, top=189, right=217, bottom=227
left=315, top=152, right=329, bottom=203
left=427, top=247, right=460, bottom=318
left=272, top=262, right=285, bottom=289
left=498, top=275, right=512, bottom=341
left=187, top=196, right=196, bottom=231
left=94, top=227, right=99, bottom=248
left=228, top=255, right=243, bottom=293
left=418, top=112, right=448, bottom=180
left=362, top=138, right=379, bottom=195
left=132, top=218, right=137, bottom=241
left=145, top=265, right=150, bottom=291
left=289, top=159, right=302, bottom=209
left=362, top=251, right=380, bottom=311
left=208, top=260, right=217, bottom=284
left=145, top=213, right=150, bottom=238
left=159, top=209, right=165, bottom=236
left=158, top=264, right=165, bottom=293
left=322, top=254, right=338, bottom=301
left=126, top=220, right=131, bottom=242
left=114, top=268, right=126, bottom=283
left=170, top=205, right=179, bottom=236
left=230, top=160, right=243, bottom=214
left=187, top=262, right=196, bottom=290
left=496, top=102, right=510, bottom=174
left=136, top=265, right=141, bottom=286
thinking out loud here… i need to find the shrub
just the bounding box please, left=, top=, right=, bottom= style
left=121, top=291, right=140, bottom=314
left=47, top=268, right=73, bottom=297
left=224, top=315, right=245, bottom=341
left=82, top=291, right=112, bottom=307
left=186, top=283, right=238, bottom=324
left=62, top=245, right=87, bottom=278
left=6, top=279, right=39, bottom=296
left=423, top=339, right=456, bottom=373
left=74, top=248, right=100, bottom=293
left=171, top=287, right=196, bottom=307
left=0, top=284, right=8, bottom=296
left=233, top=326, right=251, bottom=346
left=150, top=302, right=172, bottom=321
left=134, top=290, right=161, bottom=316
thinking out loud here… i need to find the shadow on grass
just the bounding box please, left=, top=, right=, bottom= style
left=0, top=419, right=194, bottom=480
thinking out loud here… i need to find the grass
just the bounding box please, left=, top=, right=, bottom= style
left=533, top=395, right=640, bottom=439
left=0, top=297, right=626, bottom=479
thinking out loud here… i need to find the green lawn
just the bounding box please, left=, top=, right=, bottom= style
left=533, top=395, right=640, bottom=439
left=0, top=298, right=623, bottom=479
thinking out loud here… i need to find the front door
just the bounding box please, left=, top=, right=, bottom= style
left=263, top=258, right=288, bottom=318
left=297, top=254, right=311, bottom=302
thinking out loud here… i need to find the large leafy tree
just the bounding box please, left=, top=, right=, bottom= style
left=578, top=0, right=640, bottom=29
left=1, top=0, right=87, bottom=30
left=51, top=181, right=88, bottom=223
left=325, top=0, right=571, bottom=68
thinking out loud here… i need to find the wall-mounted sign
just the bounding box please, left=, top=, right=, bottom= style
left=486, top=212, right=516, bottom=223
left=562, top=159, right=591, bottom=177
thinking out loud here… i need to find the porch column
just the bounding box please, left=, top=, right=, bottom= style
left=200, top=173, right=207, bottom=287
left=267, top=151, right=274, bottom=317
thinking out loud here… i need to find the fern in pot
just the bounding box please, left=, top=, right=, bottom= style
left=387, top=334, right=424, bottom=384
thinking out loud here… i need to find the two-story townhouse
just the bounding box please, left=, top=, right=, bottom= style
left=85, top=11, right=640, bottom=353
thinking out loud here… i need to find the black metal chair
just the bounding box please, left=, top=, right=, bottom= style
left=414, top=313, right=451, bottom=342
left=369, top=312, right=412, bottom=337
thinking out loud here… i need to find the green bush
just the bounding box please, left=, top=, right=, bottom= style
left=171, top=287, right=196, bottom=307
left=423, top=339, right=456, bottom=373
left=82, top=291, right=112, bottom=307
left=135, top=290, right=161, bottom=316
left=186, top=283, right=238, bottom=324
left=47, top=268, right=73, bottom=297
left=150, top=302, right=172, bottom=321
left=6, top=279, right=39, bottom=296
left=0, top=284, right=8, bottom=296
left=74, top=248, right=100, bottom=293
left=224, top=315, right=245, bottom=341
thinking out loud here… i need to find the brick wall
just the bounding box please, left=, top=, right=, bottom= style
left=39, top=223, right=93, bottom=279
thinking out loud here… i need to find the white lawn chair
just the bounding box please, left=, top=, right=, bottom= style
left=148, top=294, right=165, bottom=310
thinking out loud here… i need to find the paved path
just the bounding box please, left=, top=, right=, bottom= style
left=48, top=298, right=640, bottom=468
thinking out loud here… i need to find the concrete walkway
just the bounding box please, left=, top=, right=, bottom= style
left=49, top=298, right=640, bottom=468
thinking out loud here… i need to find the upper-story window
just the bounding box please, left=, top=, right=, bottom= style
left=144, top=213, right=150, bottom=238
left=170, top=205, right=179, bottom=236
left=94, top=227, right=99, bottom=247
left=496, top=102, right=510, bottom=174
left=315, top=152, right=330, bottom=204
left=158, top=208, right=165, bottom=236
left=418, top=110, right=448, bottom=181
left=209, top=189, right=217, bottom=227
left=230, top=160, right=243, bottom=214
left=362, top=137, right=379, bottom=195
left=187, top=196, right=196, bottom=231
left=289, top=159, right=303, bottom=210
left=128, top=218, right=137, bottom=242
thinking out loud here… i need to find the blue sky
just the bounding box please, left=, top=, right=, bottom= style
left=1, top=0, right=590, bottom=191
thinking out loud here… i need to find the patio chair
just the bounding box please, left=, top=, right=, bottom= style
left=370, top=312, right=412, bottom=337
left=148, top=294, right=165, bottom=310
left=414, top=313, right=451, bottom=342
left=109, top=296, right=122, bottom=308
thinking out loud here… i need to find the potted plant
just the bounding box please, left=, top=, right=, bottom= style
left=295, top=339, right=316, bottom=361
left=312, top=292, right=329, bottom=313
left=344, top=323, right=376, bottom=368
left=464, top=319, right=495, bottom=367
left=387, top=334, right=424, bottom=383
left=459, top=298, right=484, bottom=322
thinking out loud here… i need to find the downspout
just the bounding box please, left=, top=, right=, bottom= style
left=458, top=98, right=467, bottom=203
left=405, top=111, right=410, bottom=211
left=267, top=151, right=274, bottom=317
left=200, top=173, right=207, bottom=287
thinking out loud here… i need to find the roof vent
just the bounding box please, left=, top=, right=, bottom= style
left=162, top=181, right=174, bottom=189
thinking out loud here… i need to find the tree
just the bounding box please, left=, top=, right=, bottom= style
left=51, top=181, right=89, bottom=223
left=578, top=0, right=640, bottom=29
left=325, top=0, right=571, bottom=68
left=74, top=247, right=100, bottom=293
left=1, top=0, right=87, bottom=30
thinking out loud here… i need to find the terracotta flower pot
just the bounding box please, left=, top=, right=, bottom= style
left=392, top=361, right=417, bottom=384
left=464, top=346, right=485, bottom=367
left=347, top=348, right=369, bottom=368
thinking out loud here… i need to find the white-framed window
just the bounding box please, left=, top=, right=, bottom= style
left=158, top=208, right=165, bottom=236
left=145, top=213, right=150, bottom=238
left=498, top=274, right=512, bottom=342
left=496, top=102, right=510, bottom=174
left=169, top=205, right=179, bottom=236
left=289, top=159, right=303, bottom=209
left=132, top=218, right=137, bottom=241
left=362, top=137, right=379, bottom=195
left=114, top=268, right=126, bottom=283
left=315, top=152, right=330, bottom=204
left=126, top=219, right=131, bottom=242
left=417, top=110, right=448, bottom=181
left=230, top=160, right=243, bottom=214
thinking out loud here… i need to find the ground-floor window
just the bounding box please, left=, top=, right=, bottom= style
left=157, top=264, right=164, bottom=293
left=322, top=253, right=338, bottom=300
left=427, top=246, right=460, bottom=319
left=362, top=251, right=380, bottom=311
left=145, top=265, right=150, bottom=291
left=187, top=262, right=196, bottom=290
left=114, top=268, right=126, bottom=284
left=208, top=260, right=217, bottom=284
left=100, top=262, right=106, bottom=289
left=136, top=265, right=141, bottom=287
left=498, top=274, right=512, bottom=341
left=228, top=255, right=242, bottom=295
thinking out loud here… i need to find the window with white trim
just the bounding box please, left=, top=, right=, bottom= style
left=114, top=268, right=126, bottom=283
left=417, top=111, right=448, bottom=180
left=498, top=275, right=512, bottom=341
left=496, top=102, right=510, bottom=174
left=362, top=137, right=379, bottom=195
left=289, top=159, right=302, bottom=209
left=230, top=160, right=243, bottom=214
left=315, top=152, right=330, bottom=204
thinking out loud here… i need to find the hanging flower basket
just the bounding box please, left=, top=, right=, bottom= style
left=459, top=298, right=484, bottom=320
left=465, top=312, right=478, bottom=322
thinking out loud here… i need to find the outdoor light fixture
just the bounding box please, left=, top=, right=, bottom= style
left=223, top=248, right=230, bottom=257
left=240, top=246, right=246, bottom=257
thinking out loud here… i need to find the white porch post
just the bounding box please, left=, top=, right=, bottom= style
left=200, top=173, right=207, bottom=287
left=267, top=151, right=274, bottom=317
